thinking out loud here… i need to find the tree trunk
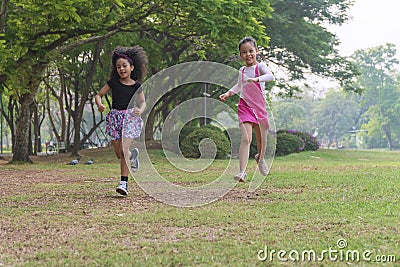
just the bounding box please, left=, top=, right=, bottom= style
left=145, top=107, right=156, bottom=141
left=28, top=123, right=33, bottom=155
left=6, top=97, right=16, bottom=153
left=382, top=125, right=393, bottom=150
left=46, top=88, right=60, bottom=142
left=12, top=94, right=35, bottom=162
left=70, top=43, right=103, bottom=156
left=1, top=96, right=15, bottom=152
left=327, top=137, right=333, bottom=149
left=32, top=104, right=39, bottom=155
left=11, top=54, right=45, bottom=162
left=0, top=0, right=9, bottom=31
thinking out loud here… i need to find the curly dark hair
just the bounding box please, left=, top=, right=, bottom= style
left=110, top=45, right=148, bottom=82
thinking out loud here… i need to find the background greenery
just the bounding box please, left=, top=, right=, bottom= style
left=1, top=0, right=362, bottom=162
left=271, top=44, right=400, bottom=150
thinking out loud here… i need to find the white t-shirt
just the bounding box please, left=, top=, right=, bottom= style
left=229, top=62, right=274, bottom=98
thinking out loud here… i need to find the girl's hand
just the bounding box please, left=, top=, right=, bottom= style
left=97, top=104, right=106, bottom=112
left=245, top=77, right=259, bottom=83
left=134, top=107, right=142, bottom=116
left=219, top=93, right=229, bottom=102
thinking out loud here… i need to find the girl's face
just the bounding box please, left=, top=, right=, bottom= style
left=239, top=42, right=258, bottom=66
left=115, top=58, right=134, bottom=79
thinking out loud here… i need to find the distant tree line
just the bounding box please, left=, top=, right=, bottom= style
left=272, top=43, right=400, bottom=150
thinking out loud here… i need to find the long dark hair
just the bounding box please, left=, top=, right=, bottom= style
left=110, top=45, right=148, bottom=82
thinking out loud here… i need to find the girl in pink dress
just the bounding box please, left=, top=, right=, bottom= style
left=219, top=37, right=274, bottom=182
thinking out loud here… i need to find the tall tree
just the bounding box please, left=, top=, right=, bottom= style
left=353, top=43, right=400, bottom=150
left=263, top=0, right=359, bottom=96
left=272, top=100, right=307, bottom=131
left=312, top=90, right=360, bottom=148
left=2, top=0, right=270, bottom=162
left=2, top=0, right=131, bottom=162
left=65, top=1, right=273, bottom=142
left=2, top=0, right=361, bottom=160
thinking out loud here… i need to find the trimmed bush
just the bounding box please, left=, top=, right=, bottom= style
left=179, top=126, right=199, bottom=146
left=275, top=132, right=303, bottom=156
left=277, top=130, right=319, bottom=152
left=179, top=124, right=221, bottom=146
left=162, top=125, right=198, bottom=153
left=181, top=127, right=230, bottom=159
left=275, top=130, right=319, bottom=156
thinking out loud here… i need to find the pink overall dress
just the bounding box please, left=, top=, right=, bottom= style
left=237, top=64, right=269, bottom=129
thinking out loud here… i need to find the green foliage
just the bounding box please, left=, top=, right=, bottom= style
left=277, top=130, right=319, bottom=152
left=275, top=132, right=303, bottom=156
left=275, top=129, right=319, bottom=156
left=179, top=126, right=200, bottom=146
left=1, top=0, right=362, bottom=162
left=272, top=101, right=307, bottom=130
left=312, top=90, right=360, bottom=148
left=162, top=121, right=200, bottom=153
left=263, top=0, right=360, bottom=95
left=353, top=44, right=400, bottom=150
left=180, top=126, right=230, bottom=159
left=294, top=131, right=319, bottom=151
left=3, top=0, right=274, bottom=161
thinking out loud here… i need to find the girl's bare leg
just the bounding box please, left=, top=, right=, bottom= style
left=254, top=123, right=269, bottom=159
left=254, top=124, right=262, bottom=158
left=253, top=123, right=269, bottom=175
left=238, top=122, right=254, bottom=173
left=121, top=138, right=133, bottom=177
left=112, top=139, right=131, bottom=177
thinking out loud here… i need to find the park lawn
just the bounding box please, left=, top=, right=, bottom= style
left=0, top=148, right=399, bottom=266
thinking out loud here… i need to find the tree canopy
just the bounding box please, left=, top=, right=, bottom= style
left=352, top=43, right=400, bottom=150
left=1, top=0, right=272, bottom=162
left=0, top=0, right=361, bottom=162
left=263, top=0, right=359, bottom=96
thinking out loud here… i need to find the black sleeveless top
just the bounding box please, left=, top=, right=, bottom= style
left=107, top=78, right=142, bottom=110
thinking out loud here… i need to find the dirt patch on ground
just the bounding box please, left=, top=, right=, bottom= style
left=1, top=146, right=274, bottom=202
left=0, top=156, right=11, bottom=165
left=0, top=149, right=296, bottom=204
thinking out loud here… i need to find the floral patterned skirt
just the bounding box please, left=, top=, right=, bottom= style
left=106, top=109, right=143, bottom=140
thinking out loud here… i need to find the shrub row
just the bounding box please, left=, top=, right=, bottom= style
left=163, top=124, right=319, bottom=158
left=276, top=129, right=319, bottom=156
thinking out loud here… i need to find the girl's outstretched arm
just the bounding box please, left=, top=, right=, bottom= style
left=134, top=91, right=146, bottom=116
left=219, top=69, right=242, bottom=101
left=95, top=84, right=111, bottom=112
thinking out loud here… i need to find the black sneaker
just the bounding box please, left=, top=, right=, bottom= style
left=116, top=181, right=128, bottom=195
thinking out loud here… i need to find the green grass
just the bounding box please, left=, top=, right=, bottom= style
left=1, top=148, right=400, bottom=266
